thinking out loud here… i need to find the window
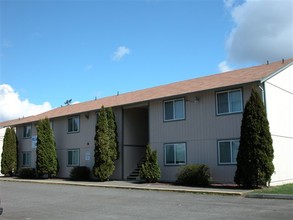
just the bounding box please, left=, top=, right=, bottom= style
left=23, top=125, right=32, bottom=138
left=218, top=140, right=239, bottom=165
left=165, top=143, right=186, bottom=165
left=68, top=116, right=80, bottom=133
left=216, top=89, right=243, bottom=115
left=21, top=151, right=31, bottom=167
left=164, top=98, right=185, bottom=121
left=67, top=149, right=80, bottom=166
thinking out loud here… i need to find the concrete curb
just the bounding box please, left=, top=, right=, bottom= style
left=246, top=193, right=293, bottom=200
left=0, top=178, right=247, bottom=196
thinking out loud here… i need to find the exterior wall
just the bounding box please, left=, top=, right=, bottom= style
left=15, top=108, right=124, bottom=180
left=16, top=123, right=38, bottom=169
left=53, top=112, right=96, bottom=178
left=264, top=64, right=293, bottom=185
left=149, top=84, right=257, bottom=183
left=54, top=108, right=123, bottom=179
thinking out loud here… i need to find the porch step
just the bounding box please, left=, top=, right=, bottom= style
left=127, top=158, right=146, bottom=181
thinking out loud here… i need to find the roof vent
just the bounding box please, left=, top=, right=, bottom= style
left=282, top=58, right=284, bottom=64
left=266, top=60, right=269, bottom=65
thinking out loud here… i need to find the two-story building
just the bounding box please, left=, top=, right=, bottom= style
left=1, top=59, right=292, bottom=185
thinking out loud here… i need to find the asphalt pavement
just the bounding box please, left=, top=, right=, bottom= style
left=1, top=180, right=293, bottom=220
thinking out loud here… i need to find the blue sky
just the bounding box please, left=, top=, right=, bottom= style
left=0, top=0, right=292, bottom=122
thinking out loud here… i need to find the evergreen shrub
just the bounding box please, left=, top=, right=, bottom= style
left=93, top=106, right=115, bottom=181
left=176, top=164, right=211, bottom=186
left=18, top=168, right=36, bottom=179
left=36, top=118, right=58, bottom=178
left=139, top=144, right=161, bottom=183
left=70, top=166, right=91, bottom=180
left=234, top=89, right=274, bottom=188
left=1, top=127, right=18, bottom=176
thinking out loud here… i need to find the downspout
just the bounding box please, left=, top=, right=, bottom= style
left=259, top=83, right=267, bottom=112
left=259, top=83, right=265, bottom=103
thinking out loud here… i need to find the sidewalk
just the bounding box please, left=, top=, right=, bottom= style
left=2, top=177, right=293, bottom=200
left=0, top=177, right=251, bottom=196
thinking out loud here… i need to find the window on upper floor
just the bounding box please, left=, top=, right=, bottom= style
left=165, top=143, right=186, bottom=165
left=68, top=116, right=80, bottom=133
left=21, top=151, right=31, bottom=167
left=23, top=125, right=32, bottom=138
left=164, top=98, right=185, bottom=121
left=216, top=89, right=243, bottom=115
left=67, top=149, right=80, bottom=166
left=218, top=140, right=239, bottom=165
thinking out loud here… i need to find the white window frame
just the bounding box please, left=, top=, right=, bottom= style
left=23, top=124, right=32, bottom=138
left=67, top=149, right=80, bottom=166
left=68, top=116, right=80, bottom=133
left=218, top=140, right=240, bottom=165
left=21, top=151, right=31, bottom=167
left=216, top=89, right=243, bottom=115
left=164, top=143, right=187, bottom=165
left=164, top=98, right=185, bottom=121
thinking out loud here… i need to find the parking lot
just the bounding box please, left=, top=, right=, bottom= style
left=1, top=181, right=292, bottom=220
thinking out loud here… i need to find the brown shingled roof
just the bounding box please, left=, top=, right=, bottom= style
left=1, top=58, right=292, bottom=127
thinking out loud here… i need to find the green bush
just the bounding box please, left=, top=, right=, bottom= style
left=235, top=89, right=274, bottom=188
left=70, top=166, right=91, bottom=180
left=18, top=168, right=36, bottom=179
left=176, top=164, right=211, bottom=186
left=139, top=144, right=161, bottom=183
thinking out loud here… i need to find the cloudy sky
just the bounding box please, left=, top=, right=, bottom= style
left=0, top=0, right=292, bottom=122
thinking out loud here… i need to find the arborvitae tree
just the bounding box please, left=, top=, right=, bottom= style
left=234, top=88, right=274, bottom=188
left=139, top=144, right=161, bottom=183
left=1, top=127, right=18, bottom=176
left=36, top=118, right=58, bottom=178
left=93, top=106, right=115, bottom=181
left=106, top=107, right=119, bottom=161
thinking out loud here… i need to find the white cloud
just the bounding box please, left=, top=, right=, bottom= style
left=223, top=0, right=293, bottom=64
left=113, top=46, right=130, bottom=61
left=0, top=84, right=52, bottom=122
left=218, top=61, right=233, bottom=72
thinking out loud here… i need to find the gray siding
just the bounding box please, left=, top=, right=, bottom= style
left=16, top=108, right=124, bottom=180
left=149, top=83, right=257, bottom=183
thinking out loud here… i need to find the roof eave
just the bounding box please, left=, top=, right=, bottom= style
left=261, top=61, right=293, bottom=83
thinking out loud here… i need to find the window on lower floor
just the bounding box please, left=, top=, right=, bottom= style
left=67, top=149, right=80, bottom=166
left=164, top=98, right=185, bottom=121
left=216, top=89, right=243, bottom=115
left=218, top=140, right=239, bottom=165
left=21, top=151, right=31, bottom=167
left=164, top=143, right=186, bottom=165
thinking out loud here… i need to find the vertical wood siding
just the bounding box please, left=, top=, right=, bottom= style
left=149, top=84, right=257, bottom=183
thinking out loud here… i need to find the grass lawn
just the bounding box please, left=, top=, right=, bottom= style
left=253, top=184, right=293, bottom=195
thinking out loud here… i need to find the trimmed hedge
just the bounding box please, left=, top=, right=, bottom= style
left=176, top=164, right=211, bottom=186
left=70, top=166, right=91, bottom=180
left=18, top=168, right=37, bottom=179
